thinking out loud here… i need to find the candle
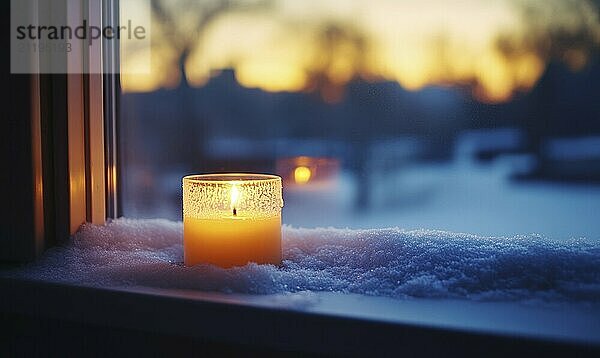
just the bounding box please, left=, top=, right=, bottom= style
left=183, top=173, right=283, bottom=268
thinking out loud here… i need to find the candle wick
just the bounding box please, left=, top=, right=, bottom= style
left=233, top=208, right=237, bottom=216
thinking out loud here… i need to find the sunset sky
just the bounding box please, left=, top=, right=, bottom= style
left=121, top=0, right=600, bottom=103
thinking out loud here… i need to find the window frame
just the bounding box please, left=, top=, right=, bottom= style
left=1, top=0, right=119, bottom=262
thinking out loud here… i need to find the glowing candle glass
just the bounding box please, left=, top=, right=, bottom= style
left=183, top=174, right=283, bottom=268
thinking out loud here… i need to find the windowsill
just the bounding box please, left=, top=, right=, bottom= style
left=2, top=218, right=599, bottom=354
left=1, top=276, right=599, bottom=355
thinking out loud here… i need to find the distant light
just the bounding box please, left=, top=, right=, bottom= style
left=294, top=166, right=312, bottom=184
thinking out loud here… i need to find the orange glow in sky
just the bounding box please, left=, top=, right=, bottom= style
left=121, top=0, right=600, bottom=103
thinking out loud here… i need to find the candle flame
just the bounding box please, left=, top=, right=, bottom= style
left=230, top=184, right=240, bottom=213
left=294, top=166, right=312, bottom=184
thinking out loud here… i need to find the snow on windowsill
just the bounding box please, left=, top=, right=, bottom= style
left=3, top=218, right=600, bottom=306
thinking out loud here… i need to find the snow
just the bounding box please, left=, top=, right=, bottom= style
left=283, top=161, right=600, bottom=240
left=3, top=218, right=600, bottom=305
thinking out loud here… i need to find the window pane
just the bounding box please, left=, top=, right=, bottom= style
left=120, top=0, right=600, bottom=239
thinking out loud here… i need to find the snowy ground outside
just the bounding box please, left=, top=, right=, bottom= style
left=283, top=158, right=600, bottom=240
left=126, top=153, right=600, bottom=241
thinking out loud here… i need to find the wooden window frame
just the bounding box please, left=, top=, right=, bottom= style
left=1, top=0, right=120, bottom=262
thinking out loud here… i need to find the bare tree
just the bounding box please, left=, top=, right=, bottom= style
left=303, top=23, right=371, bottom=103
left=495, top=0, right=600, bottom=157
left=496, top=0, right=600, bottom=70
left=148, top=0, right=272, bottom=168
left=151, top=0, right=272, bottom=88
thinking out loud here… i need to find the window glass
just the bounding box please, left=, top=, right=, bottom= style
left=120, top=0, right=600, bottom=239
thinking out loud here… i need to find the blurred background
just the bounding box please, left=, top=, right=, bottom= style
left=119, top=0, right=600, bottom=239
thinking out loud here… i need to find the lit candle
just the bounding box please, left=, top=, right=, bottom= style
left=183, top=174, right=283, bottom=268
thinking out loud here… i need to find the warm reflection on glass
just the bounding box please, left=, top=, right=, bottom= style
left=277, top=157, right=340, bottom=187
left=294, top=166, right=311, bottom=185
